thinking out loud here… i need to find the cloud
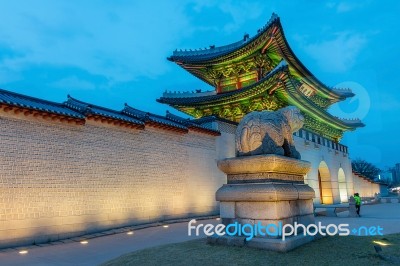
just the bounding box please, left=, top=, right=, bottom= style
left=51, top=76, right=96, bottom=91
left=300, top=32, right=367, bottom=72
left=0, top=0, right=268, bottom=90
left=326, top=1, right=368, bottom=13
left=190, top=0, right=265, bottom=34
left=374, top=92, right=400, bottom=111
left=218, top=1, right=265, bottom=33
left=0, top=1, right=192, bottom=84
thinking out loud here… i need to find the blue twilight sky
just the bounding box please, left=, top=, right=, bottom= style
left=0, top=1, right=399, bottom=168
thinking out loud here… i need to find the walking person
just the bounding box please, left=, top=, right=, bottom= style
left=354, top=193, right=361, bottom=217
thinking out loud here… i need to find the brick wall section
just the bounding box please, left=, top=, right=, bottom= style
left=0, top=112, right=225, bottom=248
left=352, top=174, right=380, bottom=198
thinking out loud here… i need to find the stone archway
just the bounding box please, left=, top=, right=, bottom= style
left=318, top=161, right=333, bottom=204
left=338, top=168, right=348, bottom=203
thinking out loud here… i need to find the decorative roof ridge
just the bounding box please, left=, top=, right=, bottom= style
left=65, top=96, right=123, bottom=116
left=162, top=89, right=216, bottom=98
left=65, top=95, right=116, bottom=112
left=122, top=103, right=148, bottom=120
left=64, top=95, right=91, bottom=114
left=168, top=13, right=279, bottom=59
left=123, top=104, right=187, bottom=130
left=335, top=116, right=365, bottom=126
left=64, top=96, right=144, bottom=125
left=331, top=88, right=355, bottom=98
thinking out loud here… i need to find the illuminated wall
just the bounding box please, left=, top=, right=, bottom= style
left=0, top=112, right=227, bottom=249
left=352, top=173, right=380, bottom=198
left=0, top=108, right=378, bottom=249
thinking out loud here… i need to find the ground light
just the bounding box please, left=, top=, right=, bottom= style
left=373, top=240, right=391, bottom=246
left=163, top=225, right=169, bottom=228
left=127, top=231, right=134, bottom=235
left=80, top=240, right=88, bottom=245
left=18, top=250, right=28, bottom=255
left=216, top=218, right=221, bottom=221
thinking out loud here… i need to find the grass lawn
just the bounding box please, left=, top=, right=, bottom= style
left=101, top=233, right=400, bottom=266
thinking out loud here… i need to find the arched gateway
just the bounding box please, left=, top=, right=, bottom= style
left=318, top=161, right=333, bottom=204
left=158, top=13, right=366, bottom=206
left=338, top=168, right=348, bottom=202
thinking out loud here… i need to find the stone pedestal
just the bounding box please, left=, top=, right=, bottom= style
left=214, top=154, right=316, bottom=252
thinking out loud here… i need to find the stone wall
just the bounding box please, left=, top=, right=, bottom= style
left=293, top=135, right=354, bottom=204
left=0, top=108, right=380, bottom=248
left=352, top=173, right=380, bottom=198
left=0, top=112, right=226, bottom=248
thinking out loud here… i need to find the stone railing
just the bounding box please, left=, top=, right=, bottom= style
left=162, top=90, right=216, bottom=98
left=293, top=128, right=348, bottom=154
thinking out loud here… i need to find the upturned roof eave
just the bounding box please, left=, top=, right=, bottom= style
left=157, top=62, right=288, bottom=106
left=272, top=22, right=352, bottom=102
left=168, top=14, right=351, bottom=102
left=158, top=67, right=363, bottom=132
left=282, top=79, right=364, bottom=131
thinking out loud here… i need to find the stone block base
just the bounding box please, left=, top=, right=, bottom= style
left=215, top=154, right=316, bottom=251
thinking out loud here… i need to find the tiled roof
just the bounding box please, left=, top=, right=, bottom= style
left=122, top=104, right=187, bottom=130
left=0, top=88, right=85, bottom=119
left=65, top=96, right=144, bottom=126
left=0, top=88, right=220, bottom=136
left=168, top=13, right=279, bottom=63
left=157, top=61, right=288, bottom=106
left=165, top=111, right=221, bottom=135
left=167, top=13, right=353, bottom=103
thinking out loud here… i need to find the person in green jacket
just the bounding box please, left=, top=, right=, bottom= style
left=354, top=193, right=361, bottom=217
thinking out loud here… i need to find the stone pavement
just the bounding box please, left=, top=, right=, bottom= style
left=1, top=203, right=399, bottom=266
left=317, top=203, right=400, bottom=235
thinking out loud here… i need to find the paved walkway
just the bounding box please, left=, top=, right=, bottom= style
left=317, top=203, right=400, bottom=235
left=1, top=203, right=400, bottom=266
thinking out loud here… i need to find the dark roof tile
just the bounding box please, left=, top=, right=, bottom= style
left=0, top=88, right=221, bottom=136
left=122, top=104, right=187, bottom=130
left=64, top=96, right=144, bottom=125
left=0, top=88, right=85, bottom=119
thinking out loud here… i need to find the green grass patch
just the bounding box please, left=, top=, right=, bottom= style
left=101, top=234, right=400, bottom=266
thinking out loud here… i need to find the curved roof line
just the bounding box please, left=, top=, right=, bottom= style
left=0, top=88, right=84, bottom=119
left=158, top=64, right=364, bottom=131
left=158, top=60, right=287, bottom=106
left=281, top=76, right=365, bottom=130
left=65, top=96, right=145, bottom=125
left=272, top=21, right=351, bottom=101
left=168, top=13, right=279, bottom=61
left=167, top=13, right=352, bottom=101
